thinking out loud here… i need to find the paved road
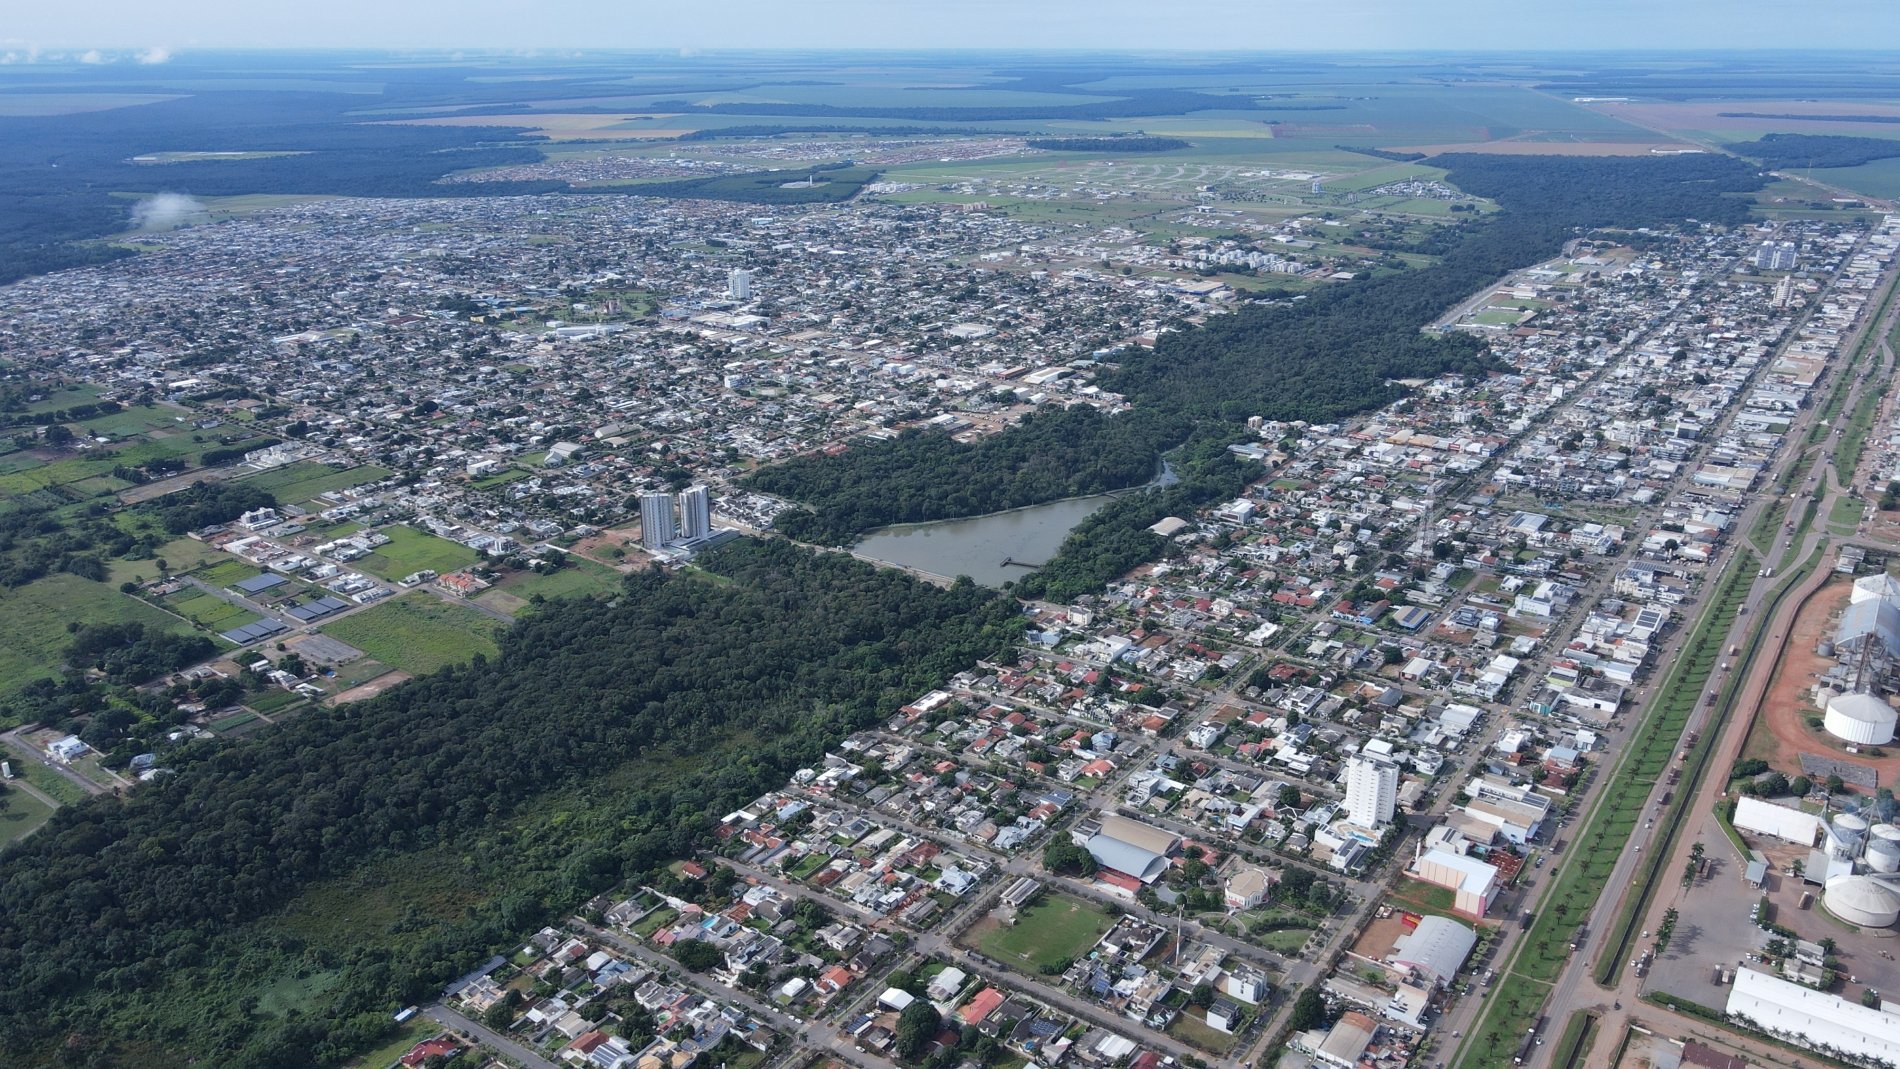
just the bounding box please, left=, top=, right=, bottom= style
left=0, top=729, right=111, bottom=798
left=578, top=919, right=903, bottom=1069
left=427, top=1002, right=562, bottom=1069
left=1502, top=227, right=1900, bottom=1067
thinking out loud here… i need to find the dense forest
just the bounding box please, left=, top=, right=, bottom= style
left=1730, top=132, right=1900, bottom=170
left=1025, top=137, right=1189, bottom=153
left=1721, top=112, right=1900, bottom=125
left=746, top=405, right=1185, bottom=544
left=749, top=153, right=1767, bottom=587
left=0, top=539, right=1023, bottom=1068
left=1336, top=145, right=1427, bottom=162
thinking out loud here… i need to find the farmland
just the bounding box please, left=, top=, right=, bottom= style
left=0, top=575, right=201, bottom=702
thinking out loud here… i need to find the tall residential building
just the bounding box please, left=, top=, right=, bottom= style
left=1344, top=755, right=1400, bottom=829
left=640, top=492, right=677, bottom=550
left=728, top=268, right=752, bottom=300
left=679, top=484, right=712, bottom=541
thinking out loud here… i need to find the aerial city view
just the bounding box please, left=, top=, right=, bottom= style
left=5, top=4, right=1900, bottom=1069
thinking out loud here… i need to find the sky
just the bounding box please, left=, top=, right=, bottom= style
left=3, top=0, right=1898, bottom=53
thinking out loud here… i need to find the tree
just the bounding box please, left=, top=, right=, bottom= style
left=1789, top=775, right=1812, bottom=797
left=896, top=1001, right=942, bottom=1060
left=1043, top=840, right=1097, bottom=877
left=1826, top=774, right=1846, bottom=794
left=671, top=938, right=722, bottom=972
left=1288, top=987, right=1331, bottom=1033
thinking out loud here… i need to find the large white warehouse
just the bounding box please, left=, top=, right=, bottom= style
left=1726, top=967, right=1900, bottom=1064
left=1823, top=692, right=1898, bottom=745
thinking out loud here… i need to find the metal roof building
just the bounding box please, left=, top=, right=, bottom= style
left=1726, top=967, right=1900, bottom=1063
left=1386, top=915, right=1476, bottom=986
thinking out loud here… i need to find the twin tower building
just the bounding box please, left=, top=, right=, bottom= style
left=641, top=485, right=712, bottom=551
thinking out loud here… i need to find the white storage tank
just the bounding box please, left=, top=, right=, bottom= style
left=1831, top=812, right=1870, bottom=858
left=1872, top=823, right=1900, bottom=845
left=1824, top=874, right=1900, bottom=928
left=1867, top=838, right=1900, bottom=874
left=1823, top=692, right=1898, bottom=745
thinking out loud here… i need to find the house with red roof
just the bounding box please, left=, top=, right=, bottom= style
left=958, top=988, right=1006, bottom=1026
left=400, top=1036, right=462, bottom=1067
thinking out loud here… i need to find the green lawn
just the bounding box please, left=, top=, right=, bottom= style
left=974, top=893, right=1113, bottom=970
left=352, top=526, right=481, bottom=583
left=321, top=593, right=503, bottom=676
left=0, top=574, right=201, bottom=699
left=0, top=786, right=57, bottom=844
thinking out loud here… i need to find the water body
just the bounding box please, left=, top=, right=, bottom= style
left=852, top=460, right=1179, bottom=588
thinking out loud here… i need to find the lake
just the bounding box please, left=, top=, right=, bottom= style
left=852, top=494, right=1115, bottom=587
left=852, top=461, right=1177, bottom=588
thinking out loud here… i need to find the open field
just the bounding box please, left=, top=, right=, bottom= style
left=321, top=593, right=503, bottom=676
left=350, top=525, right=481, bottom=582
left=970, top=893, right=1113, bottom=970
left=0, top=787, right=56, bottom=845
left=1404, top=142, right=1700, bottom=156
left=235, top=462, right=391, bottom=507
left=0, top=574, right=199, bottom=700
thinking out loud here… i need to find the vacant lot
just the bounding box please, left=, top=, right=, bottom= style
left=322, top=593, right=503, bottom=676
left=236, top=462, right=391, bottom=507
left=0, top=787, right=56, bottom=845
left=352, top=526, right=480, bottom=582
left=971, top=893, right=1113, bottom=970
left=0, top=575, right=199, bottom=700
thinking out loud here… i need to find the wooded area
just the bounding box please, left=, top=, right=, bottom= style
left=0, top=539, right=1021, bottom=1068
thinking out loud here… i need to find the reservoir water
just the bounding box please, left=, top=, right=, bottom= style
left=852, top=494, right=1114, bottom=587
left=851, top=461, right=1178, bottom=588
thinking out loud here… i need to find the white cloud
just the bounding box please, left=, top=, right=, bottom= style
left=137, top=45, right=172, bottom=64
left=77, top=48, right=105, bottom=64
left=130, top=193, right=209, bottom=232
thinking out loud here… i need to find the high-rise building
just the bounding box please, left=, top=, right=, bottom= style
left=728, top=268, right=752, bottom=300
left=640, top=491, right=677, bottom=550
left=679, top=484, right=711, bottom=541
left=1344, top=754, right=1400, bottom=829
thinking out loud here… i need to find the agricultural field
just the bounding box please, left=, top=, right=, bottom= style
left=320, top=593, right=504, bottom=676
left=970, top=893, right=1113, bottom=970
left=350, top=525, right=482, bottom=582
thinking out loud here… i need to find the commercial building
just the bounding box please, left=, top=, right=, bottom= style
left=1079, top=814, right=1178, bottom=884
left=1411, top=848, right=1498, bottom=918
left=1386, top=915, right=1476, bottom=987
left=1725, top=967, right=1900, bottom=1064
left=1344, top=754, right=1399, bottom=829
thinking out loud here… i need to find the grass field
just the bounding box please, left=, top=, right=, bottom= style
left=0, top=574, right=200, bottom=699
left=491, top=557, right=624, bottom=603
left=0, top=786, right=56, bottom=845
left=321, top=593, right=503, bottom=676
left=351, top=526, right=482, bottom=582
left=1167, top=1008, right=1241, bottom=1054
left=973, top=893, right=1112, bottom=970
left=236, top=462, right=391, bottom=507
left=13, top=760, right=90, bottom=806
